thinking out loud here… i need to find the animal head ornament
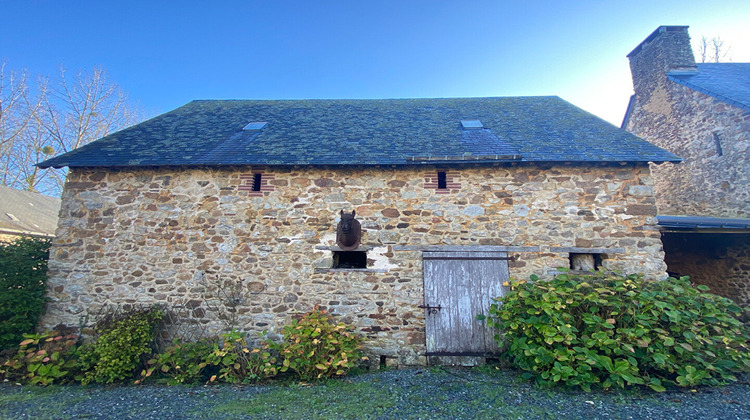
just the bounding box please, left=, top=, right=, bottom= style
left=336, top=210, right=361, bottom=250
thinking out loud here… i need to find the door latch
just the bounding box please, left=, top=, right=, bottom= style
left=418, top=304, right=442, bottom=315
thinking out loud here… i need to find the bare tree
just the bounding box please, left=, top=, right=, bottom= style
left=696, top=36, right=731, bottom=63
left=697, top=36, right=709, bottom=63
left=0, top=65, right=144, bottom=196
left=38, top=67, right=142, bottom=156
left=0, top=63, right=42, bottom=189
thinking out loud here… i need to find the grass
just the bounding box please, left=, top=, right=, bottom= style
left=1, top=368, right=747, bottom=419
left=203, top=368, right=565, bottom=419
left=205, top=380, right=399, bottom=419
left=0, top=385, right=88, bottom=419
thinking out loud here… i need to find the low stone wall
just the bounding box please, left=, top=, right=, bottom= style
left=41, top=163, right=666, bottom=365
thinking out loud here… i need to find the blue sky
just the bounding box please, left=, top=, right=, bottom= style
left=1, top=0, right=748, bottom=125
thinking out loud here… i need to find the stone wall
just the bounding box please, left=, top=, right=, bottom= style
left=627, top=84, right=750, bottom=218
left=626, top=26, right=750, bottom=218
left=625, top=26, right=750, bottom=308
left=662, top=233, right=750, bottom=307
left=41, top=163, right=666, bottom=365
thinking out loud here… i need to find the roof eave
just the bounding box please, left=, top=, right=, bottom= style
left=54, top=157, right=681, bottom=170
left=658, top=215, right=750, bottom=232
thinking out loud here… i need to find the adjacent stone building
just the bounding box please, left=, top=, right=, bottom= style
left=623, top=26, right=750, bottom=306
left=0, top=185, right=61, bottom=243
left=39, top=97, right=678, bottom=365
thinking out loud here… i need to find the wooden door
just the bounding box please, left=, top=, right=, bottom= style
left=423, top=251, right=509, bottom=364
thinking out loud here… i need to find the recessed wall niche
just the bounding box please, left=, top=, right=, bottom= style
left=332, top=251, right=367, bottom=269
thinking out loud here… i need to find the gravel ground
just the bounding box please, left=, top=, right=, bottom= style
left=1, top=368, right=749, bottom=419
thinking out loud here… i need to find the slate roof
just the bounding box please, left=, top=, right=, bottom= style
left=669, top=63, right=750, bottom=112
left=658, top=215, right=750, bottom=231
left=38, top=96, right=680, bottom=169
left=0, top=185, right=61, bottom=238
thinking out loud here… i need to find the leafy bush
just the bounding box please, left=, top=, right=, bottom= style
left=82, top=306, right=163, bottom=384
left=139, top=331, right=278, bottom=385
left=2, top=306, right=364, bottom=386
left=0, top=329, right=81, bottom=385
left=0, top=237, right=51, bottom=350
left=138, top=338, right=217, bottom=385
left=273, top=307, right=364, bottom=381
left=204, top=330, right=279, bottom=384
left=486, top=272, right=750, bottom=391
left=142, top=309, right=364, bottom=385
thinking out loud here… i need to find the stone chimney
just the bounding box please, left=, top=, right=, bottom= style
left=627, top=26, right=697, bottom=101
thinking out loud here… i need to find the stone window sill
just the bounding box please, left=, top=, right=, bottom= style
left=315, top=245, right=374, bottom=251
left=314, top=268, right=389, bottom=274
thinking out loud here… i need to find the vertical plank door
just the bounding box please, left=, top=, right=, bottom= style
left=423, top=251, right=509, bottom=364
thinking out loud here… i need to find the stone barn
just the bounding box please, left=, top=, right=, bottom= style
left=623, top=26, right=750, bottom=306
left=39, top=97, right=679, bottom=365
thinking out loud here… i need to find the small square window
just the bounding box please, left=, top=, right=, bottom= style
left=569, top=253, right=602, bottom=271
left=333, top=251, right=367, bottom=269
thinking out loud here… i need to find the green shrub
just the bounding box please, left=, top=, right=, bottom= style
left=486, top=272, right=750, bottom=391
left=273, top=307, right=364, bottom=381
left=1, top=305, right=362, bottom=386
left=0, top=330, right=82, bottom=385
left=0, top=237, right=51, bottom=350
left=82, top=306, right=163, bottom=384
left=139, top=331, right=278, bottom=385
left=138, top=338, right=217, bottom=385
left=204, top=330, right=279, bottom=384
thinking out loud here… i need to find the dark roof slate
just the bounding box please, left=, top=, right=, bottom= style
left=669, top=63, right=750, bottom=112
left=38, top=96, right=680, bottom=169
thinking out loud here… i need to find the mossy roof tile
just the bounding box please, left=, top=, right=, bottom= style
left=38, top=96, right=680, bottom=168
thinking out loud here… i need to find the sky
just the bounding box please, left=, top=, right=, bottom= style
left=1, top=0, right=749, bottom=126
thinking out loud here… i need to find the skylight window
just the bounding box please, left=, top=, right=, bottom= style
left=461, top=120, right=483, bottom=129
left=243, top=121, right=268, bottom=131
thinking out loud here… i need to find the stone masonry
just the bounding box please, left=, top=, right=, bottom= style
left=41, top=163, right=666, bottom=365
left=626, top=26, right=750, bottom=219
left=625, top=26, right=750, bottom=306
left=662, top=233, right=750, bottom=306
left=629, top=83, right=750, bottom=218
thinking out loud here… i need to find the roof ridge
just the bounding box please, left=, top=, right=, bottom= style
left=189, top=96, right=562, bottom=103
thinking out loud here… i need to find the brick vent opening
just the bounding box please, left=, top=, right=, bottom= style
left=424, top=171, right=461, bottom=194
left=239, top=173, right=275, bottom=196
